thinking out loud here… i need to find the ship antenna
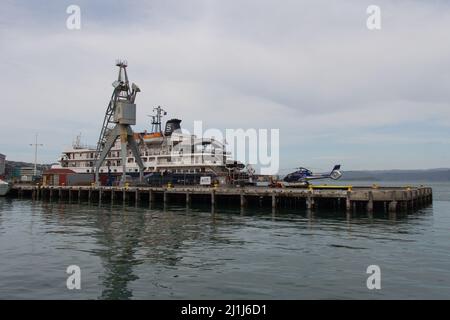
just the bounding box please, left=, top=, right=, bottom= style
left=148, top=105, right=166, bottom=133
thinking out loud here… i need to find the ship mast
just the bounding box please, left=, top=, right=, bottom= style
left=149, top=106, right=166, bottom=133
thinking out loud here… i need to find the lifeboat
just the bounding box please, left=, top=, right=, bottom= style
left=143, top=132, right=164, bottom=144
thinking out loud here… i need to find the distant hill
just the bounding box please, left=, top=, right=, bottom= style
left=342, top=169, right=450, bottom=182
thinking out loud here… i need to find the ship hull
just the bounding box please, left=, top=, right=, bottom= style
left=0, top=182, right=10, bottom=196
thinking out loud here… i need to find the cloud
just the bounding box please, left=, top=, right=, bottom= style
left=0, top=0, right=450, bottom=170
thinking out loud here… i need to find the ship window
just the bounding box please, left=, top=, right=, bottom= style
left=100, top=169, right=103, bottom=173
left=135, top=169, right=138, bottom=172
left=86, top=169, right=89, bottom=173
left=114, top=169, right=117, bottom=173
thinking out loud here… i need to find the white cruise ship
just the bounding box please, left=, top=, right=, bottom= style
left=54, top=108, right=243, bottom=177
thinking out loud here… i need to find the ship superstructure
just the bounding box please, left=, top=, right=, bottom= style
left=57, top=113, right=233, bottom=176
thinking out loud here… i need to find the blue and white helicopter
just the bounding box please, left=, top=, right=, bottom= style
left=282, top=165, right=342, bottom=187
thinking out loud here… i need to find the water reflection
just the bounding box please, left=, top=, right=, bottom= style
left=0, top=197, right=440, bottom=299
left=92, top=208, right=143, bottom=299
left=87, top=203, right=247, bottom=299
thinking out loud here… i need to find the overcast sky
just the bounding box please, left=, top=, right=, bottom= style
left=1, top=0, right=450, bottom=171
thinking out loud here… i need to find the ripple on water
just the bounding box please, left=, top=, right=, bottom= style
left=0, top=191, right=449, bottom=299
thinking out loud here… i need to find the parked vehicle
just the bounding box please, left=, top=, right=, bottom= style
left=144, top=172, right=217, bottom=187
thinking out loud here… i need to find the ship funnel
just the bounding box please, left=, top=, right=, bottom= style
left=164, top=119, right=182, bottom=136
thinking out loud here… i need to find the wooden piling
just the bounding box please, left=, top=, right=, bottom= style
left=389, top=201, right=397, bottom=213
left=367, top=191, right=374, bottom=213
left=99, top=188, right=102, bottom=204
left=149, top=190, right=153, bottom=205
left=240, top=192, right=246, bottom=207
left=211, top=190, right=215, bottom=207
left=346, top=191, right=351, bottom=212
left=186, top=192, right=190, bottom=206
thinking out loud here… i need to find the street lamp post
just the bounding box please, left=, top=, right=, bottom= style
left=29, top=133, right=43, bottom=177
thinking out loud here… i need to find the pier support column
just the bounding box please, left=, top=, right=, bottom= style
left=122, top=189, right=126, bottom=203
left=186, top=192, right=190, bottom=206
left=240, top=192, right=246, bottom=208
left=272, top=194, right=277, bottom=209
left=163, top=191, right=168, bottom=205
left=306, top=196, right=312, bottom=210
left=149, top=190, right=153, bottom=205
left=389, top=201, right=397, bottom=213
left=306, top=187, right=314, bottom=210
left=99, top=188, right=102, bottom=204
left=135, top=189, right=139, bottom=204
left=367, top=191, right=374, bottom=213
left=68, top=188, right=72, bottom=202
left=211, top=190, right=215, bottom=207
left=111, top=189, right=114, bottom=204
left=32, top=188, right=36, bottom=200
left=306, top=191, right=315, bottom=210
left=88, top=188, right=92, bottom=202
left=59, top=188, right=62, bottom=200
left=78, top=188, right=81, bottom=202
left=417, top=190, right=423, bottom=207
left=346, top=192, right=352, bottom=212
left=49, top=188, right=53, bottom=200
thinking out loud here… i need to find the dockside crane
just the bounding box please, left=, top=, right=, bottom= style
left=94, top=60, right=145, bottom=186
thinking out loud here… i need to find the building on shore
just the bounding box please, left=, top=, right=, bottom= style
left=19, top=167, right=41, bottom=182
left=43, top=168, right=77, bottom=186
left=0, top=153, right=5, bottom=178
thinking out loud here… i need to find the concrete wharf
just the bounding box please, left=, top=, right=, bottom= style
left=9, top=184, right=432, bottom=213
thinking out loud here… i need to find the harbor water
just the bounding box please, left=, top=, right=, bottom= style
left=0, top=181, right=449, bottom=299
